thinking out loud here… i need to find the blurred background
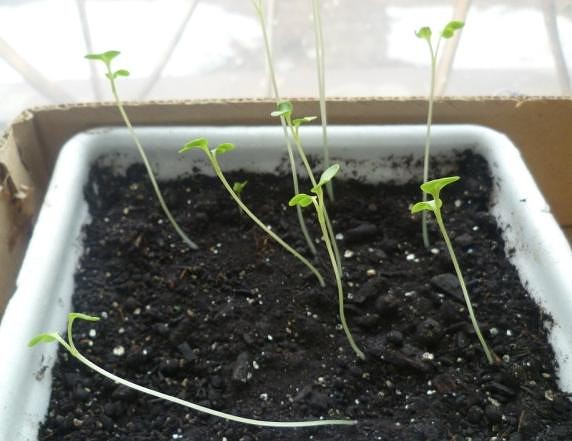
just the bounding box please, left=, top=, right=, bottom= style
left=1, top=0, right=572, bottom=129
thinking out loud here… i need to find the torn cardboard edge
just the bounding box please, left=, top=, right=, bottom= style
left=0, top=97, right=571, bottom=314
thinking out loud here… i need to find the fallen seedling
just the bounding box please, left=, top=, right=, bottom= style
left=290, top=164, right=365, bottom=360
left=415, top=21, right=464, bottom=247
left=85, top=50, right=198, bottom=250
left=29, top=313, right=356, bottom=428
left=411, top=176, right=499, bottom=365
left=179, top=137, right=324, bottom=287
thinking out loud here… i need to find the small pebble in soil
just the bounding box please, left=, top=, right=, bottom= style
left=112, top=346, right=125, bottom=356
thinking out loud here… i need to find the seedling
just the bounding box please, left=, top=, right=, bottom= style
left=85, top=51, right=198, bottom=250
left=179, top=138, right=324, bottom=287
left=29, top=312, right=356, bottom=427
left=290, top=164, right=365, bottom=360
left=415, top=21, right=464, bottom=248
left=271, top=100, right=342, bottom=276
left=311, top=0, right=333, bottom=201
left=411, top=176, right=499, bottom=365
left=251, top=0, right=317, bottom=256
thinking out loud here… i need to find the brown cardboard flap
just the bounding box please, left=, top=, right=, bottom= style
left=0, top=118, right=40, bottom=313
left=1, top=97, right=570, bottom=314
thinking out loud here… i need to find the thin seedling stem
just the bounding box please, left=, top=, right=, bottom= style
left=433, top=209, right=496, bottom=365
left=289, top=124, right=342, bottom=275
left=421, top=40, right=437, bottom=249
left=252, top=0, right=317, bottom=255
left=209, top=153, right=325, bottom=287
left=106, top=69, right=198, bottom=250
left=32, top=314, right=355, bottom=428
left=314, top=193, right=364, bottom=360
left=312, top=0, right=333, bottom=201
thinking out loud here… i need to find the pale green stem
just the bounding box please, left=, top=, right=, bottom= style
left=313, top=194, right=364, bottom=360
left=252, top=0, right=317, bottom=256
left=106, top=68, right=198, bottom=250
left=55, top=324, right=354, bottom=427
left=289, top=124, right=342, bottom=276
left=208, top=152, right=325, bottom=287
left=421, top=39, right=438, bottom=249
left=433, top=208, right=496, bottom=365
left=312, top=0, right=333, bottom=202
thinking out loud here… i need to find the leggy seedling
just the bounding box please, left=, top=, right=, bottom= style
left=179, top=138, right=324, bottom=287
left=251, top=0, right=317, bottom=256
left=85, top=51, right=198, bottom=250
left=411, top=176, right=499, bottom=365
left=29, top=313, right=356, bottom=427
left=271, top=101, right=342, bottom=276
left=290, top=165, right=365, bottom=360
left=415, top=21, right=464, bottom=248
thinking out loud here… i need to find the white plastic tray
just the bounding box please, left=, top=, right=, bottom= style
left=1, top=125, right=570, bottom=440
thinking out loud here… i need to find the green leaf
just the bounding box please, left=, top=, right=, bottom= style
left=415, top=27, right=432, bottom=40
left=271, top=100, right=293, bottom=118
left=411, top=200, right=441, bottom=214
left=289, top=193, right=315, bottom=207
left=106, top=69, right=130, bottom=81
left=28, top=333, right=58, bottom=347
left=420, top=176, right=460, bottom=199
left=179, top=138, right=209, bottom=153
left=84, top=50, right=120, bottom=65
left=232, top=180, right=248, bottom=196
left=312, top=164, right=340, bottom=193
left=114, top=69, right=130, bottom=78
left=441, top=21, right=464, bottom=38
left=68, top=312, right=100, bottom=323
left=213, top=143, right=235, bottom=156
left=292, top=116, right=317, bottom=129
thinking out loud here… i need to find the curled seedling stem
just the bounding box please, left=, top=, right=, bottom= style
left=85, top=51, right=198, bottom=250
left=290, top=165, right=365, bottom=360
left=415, top=21, right=464, bottom=248
left=272, top=101, right=342, bottom=277
left=29, top=313, right=356, bottom=427
left=180, top=138, right=324, bottom=287
left=411, top=176, right=499, bottom=365
left=251, top=0, right=317, bottom=256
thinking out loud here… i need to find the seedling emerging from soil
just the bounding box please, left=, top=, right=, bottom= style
left=251, top=0, right=317, bottom=256
left=179, top=138, right=324, bottom=287
left=311, top=0, right=333, bottom=201
left=272, top=100, right=342, bottom=276
left=29, top=313, right=356, bottom=427
left=411, top=176, right=499, bottom=365
left=85, top=51, right=198, bottom=250
left=290, top=165, right=365, bottom=360
left=415, top=21, right=464, bottom=248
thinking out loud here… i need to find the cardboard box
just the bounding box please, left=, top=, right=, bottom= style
left=1, top=97, right=571, bottom=315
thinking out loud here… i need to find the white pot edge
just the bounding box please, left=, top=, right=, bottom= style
left=0, top=124, right=570, bottom=440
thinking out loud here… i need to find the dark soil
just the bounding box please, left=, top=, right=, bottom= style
left=39, top=152, right=572, bottom=441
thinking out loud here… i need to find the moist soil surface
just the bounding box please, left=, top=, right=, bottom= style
left=39, top=152, right=572, bottom=441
